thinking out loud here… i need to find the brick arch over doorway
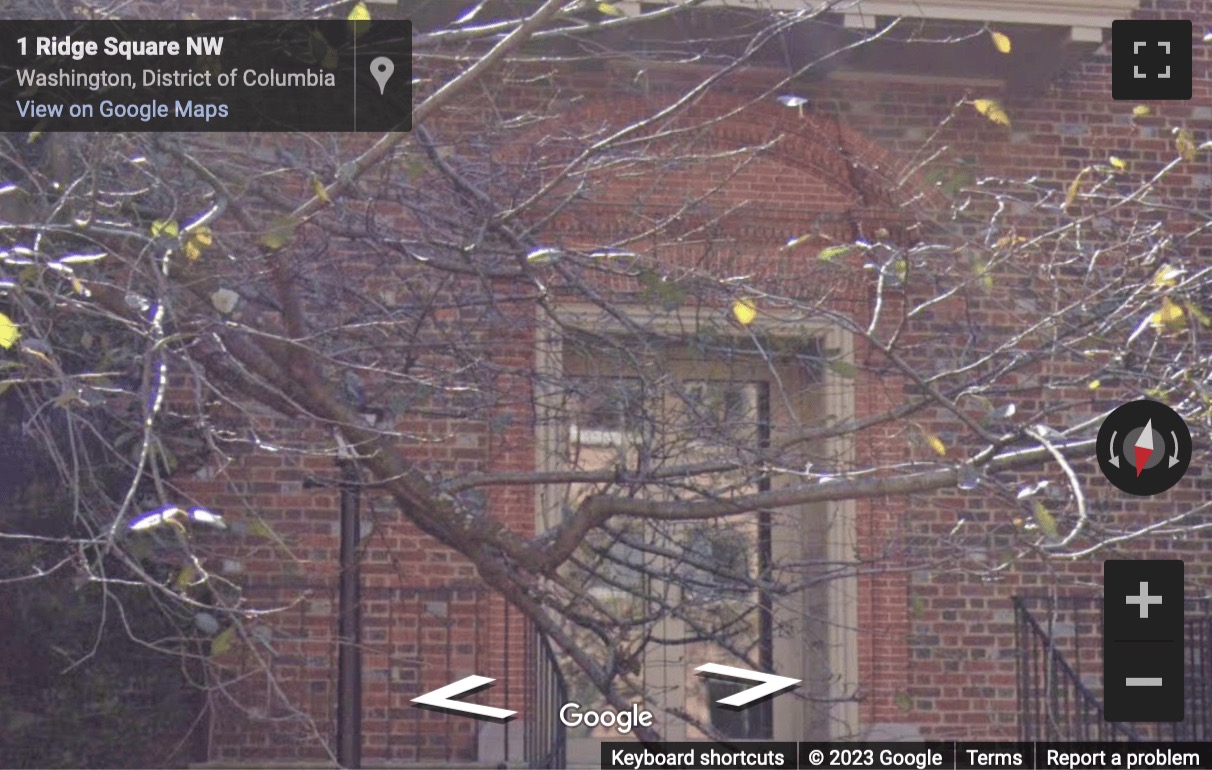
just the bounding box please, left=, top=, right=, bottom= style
left=505, top=89, right=916, bottom=210
left=487, top=88, right=929, bottom=295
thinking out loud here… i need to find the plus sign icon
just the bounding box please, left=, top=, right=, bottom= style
left=1125, top=580, right=1163, bottom=619
left=1112, top=19, right=1193, bottom=100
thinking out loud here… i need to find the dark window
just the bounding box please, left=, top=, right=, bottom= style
left=706, top=678, right=768, bottom=739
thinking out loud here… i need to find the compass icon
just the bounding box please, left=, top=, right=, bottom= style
left=1097, top=399, right=1192, bottom=496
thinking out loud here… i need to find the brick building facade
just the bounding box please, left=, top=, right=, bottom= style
left=91, top=0, right=1212, bottom=765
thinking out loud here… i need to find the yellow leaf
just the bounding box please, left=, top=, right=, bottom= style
left=597, top=2, right=624, bottom=15
left=1132, top=104, right=1151, bottom=118
left=1185, top=302, right=1211, bottom=327
left=150, top=218, right=179, bottom=238
left=1152, top=265, right=1183, bottom=289
left=783, top=234, right=812, bottom=250
left=247, top=519, right=281, bottom=541
left=1064, top=167, right=1089, bottom=210
left=257, top=217, right=298, bottom=251
left=923, top=431, right=946, bottom=457
left=990, top=30, right=1012, bottom=54
left=1033, top=500, right=1058, bottom=538
left=973, top=98, right=1011, bottom=128
left=210, top=625, right=236, bottom=657
left=0, top=312, right=20, bottom=350
left=1088, top=380, right=1101, bottom=390
left=817, top=244, right=852, bottom=262
left=1176, top=128, right=1198, bottom=161
left=966, top=254, right=994, bottom=291
left=1109, top=156, right=1127, bottom=171
left=347, top=1, right=371, bottom=37
left=892, top=257, right=908, bottom=284
left=1150, top=296, right=1187, bottom=334
left=52, top=390, right=82, bottom=409
left=183, top=226, right=213, bottom=262
left=308, top=29, right=331, bottom=63
left=70, top=276, right=86, bottom=296
left=732, top=298, right=757, bottom=326
left=173, top=565, right=198, bottom=590
left=192, top=226, right=213, bottom=248
left=894, top=691, right=912, bottom=712
left=311, top=175, right=331, bottom=203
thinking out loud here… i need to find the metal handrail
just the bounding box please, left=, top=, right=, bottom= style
left=1014, top=596, right=1142, bottom=742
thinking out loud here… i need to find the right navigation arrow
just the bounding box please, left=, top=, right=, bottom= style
left=695, top=663, right=801, bottom=708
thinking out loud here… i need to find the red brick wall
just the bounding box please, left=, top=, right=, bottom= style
left=104, top=0, right=1212, bottom=758
left=844, top=0, right=1212, bottom=738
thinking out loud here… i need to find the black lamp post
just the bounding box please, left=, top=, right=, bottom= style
left=307, top=447, right=363, bottom=769
left=335, top=455, right=362, bottom=769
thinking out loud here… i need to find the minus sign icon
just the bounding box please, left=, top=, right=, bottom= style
left=1126, top=677, right=1163, bottom=686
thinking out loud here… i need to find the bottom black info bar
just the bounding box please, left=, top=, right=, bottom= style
left=600, top=742, right=1212, bottom=770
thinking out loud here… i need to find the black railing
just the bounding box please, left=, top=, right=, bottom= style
left=526, top=629, right=569, bottom=769
left=1015, top=595, right=1212, bottom=742
left=1014, top=595, right=1140, bottom=742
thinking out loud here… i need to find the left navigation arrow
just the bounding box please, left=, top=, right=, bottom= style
left=411, top=675, right=518, bottom=721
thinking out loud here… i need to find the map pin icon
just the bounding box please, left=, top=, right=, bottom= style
left=370, top=57, right=394, bottom=95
